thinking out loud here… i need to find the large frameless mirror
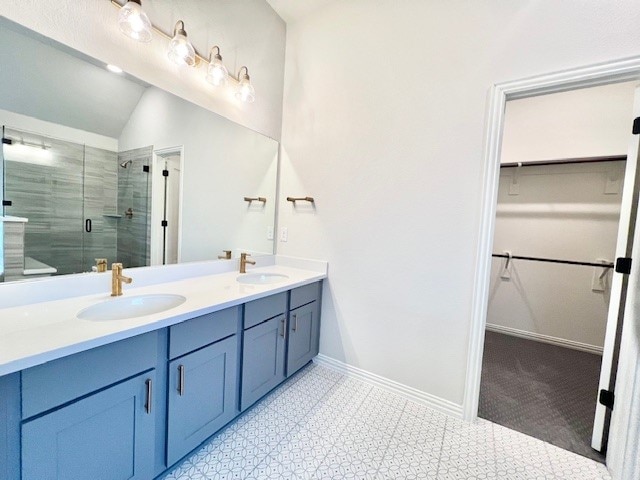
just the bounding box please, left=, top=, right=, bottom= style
left=0, top=18, right=278, bottom=283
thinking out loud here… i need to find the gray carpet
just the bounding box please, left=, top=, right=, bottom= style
left=479, top=330, right=605, bottom=463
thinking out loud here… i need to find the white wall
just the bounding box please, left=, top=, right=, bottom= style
left=119, top=87, right=277, bottom=261
left=501, top=82, right=637, bottom=163
left=278, top=1, right=640, bottom=410
left=0, top=0, right=286, bottom=141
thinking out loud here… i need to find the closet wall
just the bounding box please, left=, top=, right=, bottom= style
left=488, top=82, right=636, bottom=353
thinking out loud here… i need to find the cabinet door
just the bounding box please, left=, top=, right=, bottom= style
left=0, top=374, right=19, bottom=480
left=241, top=315, right=286, bottom=411
left=167, top=336, right=238, bottom=466
left=287, top=301, right=320, bottom=377
left=22, top=371, right=156, bottom=480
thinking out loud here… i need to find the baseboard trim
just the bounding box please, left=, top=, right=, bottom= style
left=486, top=323, right=603, bottom=355
left=313, top=354, right=463, bottom=419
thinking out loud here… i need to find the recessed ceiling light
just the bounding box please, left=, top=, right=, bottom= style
left=107, top=64, right=124, bottom=74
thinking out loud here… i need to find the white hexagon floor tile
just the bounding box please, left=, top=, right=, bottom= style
left=162, top=363, right=611, bottom=480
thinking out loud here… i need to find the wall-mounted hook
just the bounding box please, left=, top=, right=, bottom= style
left=509, top=164, right=521, bottom=196
left=500, top=251, right=512, bottom=280
left=592, top=259, right=611, bottom=292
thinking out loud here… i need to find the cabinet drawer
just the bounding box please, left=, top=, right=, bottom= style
left=244, top=292, right=287, bottom=330
left=290, top=282, right=321, bottom=310
left=22, top=332, right=157, bottom=419
left=169, top=307, right=238, bottom=359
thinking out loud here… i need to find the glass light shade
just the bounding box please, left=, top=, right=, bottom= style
left=168, top=31, right=196, bottom=67
left=206, top=56, right=229, bottom=87
left=118, top=1, right=152, bottom=43
left=235, top=75, right=255, bottom=103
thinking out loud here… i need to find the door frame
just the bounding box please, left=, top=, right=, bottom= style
left=150, top=146, right=184, bottom=266
left=464, top=57, right=640, bottom=431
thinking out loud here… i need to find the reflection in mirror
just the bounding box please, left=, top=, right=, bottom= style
left=0, top=18, right=278, bottom=283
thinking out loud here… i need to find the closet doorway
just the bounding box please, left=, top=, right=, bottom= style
left=478, top=81, right=638, bottom=462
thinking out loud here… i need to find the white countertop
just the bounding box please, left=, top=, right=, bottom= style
left=0, top=256, right=327, bottom=376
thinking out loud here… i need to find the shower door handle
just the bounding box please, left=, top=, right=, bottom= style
left=85, top=219, right=92, bottom=233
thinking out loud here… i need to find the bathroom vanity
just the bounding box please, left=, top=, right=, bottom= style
left=0, top=257, right=326, bottom=479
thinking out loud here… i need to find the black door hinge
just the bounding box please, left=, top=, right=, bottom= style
left=142, top=165, right=150, bottom=173
left=2, top=200, right=12, bottom=206
left=633, top=117, right=640, bottom=135
left=2, top=138, right=12, bottom=145
left=615, top=257, right=632, bottom=274
left=162, top=169, right=169, bottom=177
left=161, top=220, right=168, bottom=227
left=599, top=389, right=615, bottom=409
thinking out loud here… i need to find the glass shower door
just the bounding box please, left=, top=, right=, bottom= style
left=2, top=127, right=84, bottom=280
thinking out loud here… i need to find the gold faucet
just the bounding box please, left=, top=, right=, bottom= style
left=111, top=263, right=133, bottom=296
left=218, top=250, right=232, bottom=260
left=239, top=253, right=256, bottom=273
left=95, top=258, right=108, bottom=273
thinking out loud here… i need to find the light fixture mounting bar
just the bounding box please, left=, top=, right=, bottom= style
left=109, top=0, right=242, bottom=83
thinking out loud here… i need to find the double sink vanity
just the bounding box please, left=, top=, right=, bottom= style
left=0, top=255, right=327, bottom=479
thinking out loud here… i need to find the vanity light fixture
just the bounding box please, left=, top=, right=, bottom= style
left=235, top=66, right=255, bottom=103
left=117, top=0, right=152, bottom=43
left=111, top=1, right=256, bottom=101
left=167, top=20, right=196, bottom=67
left=206, top=46, right=229, bottom=86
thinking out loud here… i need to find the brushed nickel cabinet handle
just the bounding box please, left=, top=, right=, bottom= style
left=178, top=365, right=185, bottom=396
left=145, top=379, right=152, bottom=414
left=280, top=318, right=285, bottom=338
left=292, top=314, right=298, bottom=332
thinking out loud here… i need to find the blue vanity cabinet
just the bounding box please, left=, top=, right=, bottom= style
left=241, top=293, right=288, bottom=411
left=19, top=332, right=159, bottom=480
left=241, top=314, right=287, bottom=411
left=22, top=371, right=156, bottom=480
left=0, top=373, right=20, bottom=480
left=166, top=335, right=238, bottom=466
left=287, top=300, right=321, bottom=377
left=286, top=282, right=322, bottom=377
left=165, top=307, right=240, bottom=466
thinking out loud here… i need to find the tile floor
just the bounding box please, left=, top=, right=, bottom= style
left=162, top=363, right=611, bottom=479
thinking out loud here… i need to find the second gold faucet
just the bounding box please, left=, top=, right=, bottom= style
left=111, top=263, right=133, bottom=296
left=239, top=253, right=256, bottom=273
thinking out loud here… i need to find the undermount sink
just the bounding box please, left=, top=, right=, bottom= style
left=236, top=273, right=289, bottom=285
left=78, top=294, right=187, bottom=321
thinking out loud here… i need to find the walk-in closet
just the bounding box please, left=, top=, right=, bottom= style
left=479, top=81, right=638, bottom=462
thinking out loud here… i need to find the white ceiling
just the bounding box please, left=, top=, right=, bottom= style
left=0, top=20, right=147, bottom=139
left=266, top=0, right=337, bottom=24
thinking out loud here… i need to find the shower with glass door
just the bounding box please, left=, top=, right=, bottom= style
left=0, top=126, right=151, bottom=282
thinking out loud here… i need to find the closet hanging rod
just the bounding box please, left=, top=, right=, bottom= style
left=500, top=155, right=626, bottom=169
left=491, top=253, right=613, bottom=269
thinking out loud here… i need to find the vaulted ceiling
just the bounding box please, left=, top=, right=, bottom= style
left=0, top=19, right=147, bottom=139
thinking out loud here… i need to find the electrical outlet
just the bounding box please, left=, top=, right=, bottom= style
left=267, top=226, right=274, bottom=240
left=280, top=227, right=288, bottom=242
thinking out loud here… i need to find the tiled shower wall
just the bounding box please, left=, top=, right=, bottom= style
left=117, top=146, right=152, bottom=268
left=2, top=128, right=151, bottom=279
